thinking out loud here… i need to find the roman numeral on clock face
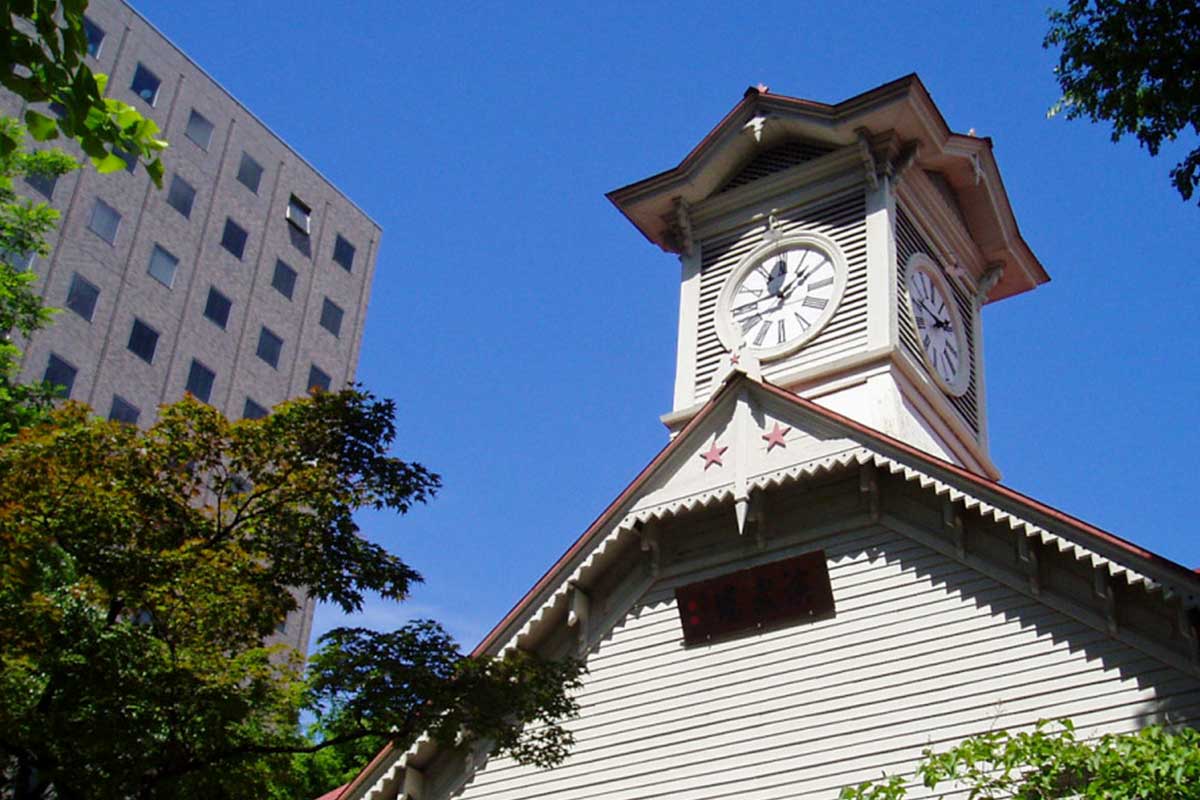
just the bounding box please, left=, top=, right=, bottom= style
left=801, top=295, right=828, bottom=310
left=754, top=319, right=772, bottom=346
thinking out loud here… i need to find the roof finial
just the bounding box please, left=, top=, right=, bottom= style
left=744, top=83, right=770, bottom=98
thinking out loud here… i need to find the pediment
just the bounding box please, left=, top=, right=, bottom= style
left=337, top=371, right=1200, bottom=800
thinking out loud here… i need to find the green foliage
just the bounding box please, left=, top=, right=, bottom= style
left=0, top=390, right=583, bottom=799
left=839, top=719, right=1200, bottom=800
left=0, top=117, right=77, bottom=441
left=1045, top=1, right=1200, bottom=203
left=2, top=0, right=167, bottom=184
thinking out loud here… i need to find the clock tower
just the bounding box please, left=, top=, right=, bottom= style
left=608, top=76, right=1048, bottom=479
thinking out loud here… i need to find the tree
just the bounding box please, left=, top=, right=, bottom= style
left=1045, top=1, right=1200, bottom=203
left=2, top=0, right=167, bottom=184
left=838, top=719, right=1200, bottom=800
left=0, top=390, right=584, bottom=799
left=0, top=116, right=76, bottom=441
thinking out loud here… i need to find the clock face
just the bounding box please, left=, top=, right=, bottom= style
left=716, top=234, right=847, bottom=361
left=905, top=255, right=970, bottom=396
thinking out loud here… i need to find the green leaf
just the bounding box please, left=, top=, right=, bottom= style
left=23, top=110, right=59, bottom=141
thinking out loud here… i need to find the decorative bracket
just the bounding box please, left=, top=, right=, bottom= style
left=977, top=262, right=1004, bottom=304
left=1093, top=566, right=1118, bottom=635
left=742, top=113, right=770, bottom=143
left=943, top=499, right=965, bottom=559
left=889, top=140, right=920, bottom=187
left=855, top=128, right=879, bottom=190
left=401, top=767, right=425, bottom=800
left=1017, top=535, right=1041, bottom=597
left=664, top=196, right=694, bottom=257
left=859, top=462, right=880, bottom=523
left=567, top=582, right=590, bottom=655
left=637, top=521, right=661, bottom=577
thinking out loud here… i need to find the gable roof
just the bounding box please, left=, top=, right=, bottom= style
left=606, top=75, right=1049, bottom=303
left=336, top=370, right=1200, bottom=800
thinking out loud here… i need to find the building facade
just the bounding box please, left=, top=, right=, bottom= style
left=4, top=0, right=382, bottom=655
left=334, top=77, right=1199, bottom=800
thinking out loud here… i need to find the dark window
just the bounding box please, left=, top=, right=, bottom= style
left=203, top=287, right=231, bottom=328
left=166, top=174, right=195, bottom=218
left=307, top=364, right=331, bottom=393
left=147, top=244, right=178, bottom=288
left=185, top=360, right=215, bottom=403
left=271, top=259, right=296, bottom=299
left=319, top=297, right=343, bottom=337
left=88, top=198, right=121, bottom=243
left=112, top=146, right=137, bottom=173
left=44, top=353, right=77, bottom=397
left=109, top=395, right=140, bottom=424
left=286, top=194, right=311, bottom=234
left=332, top=234, right=355, bottom=271
left=256, top=327, right=283, bottom=368
left=65, top=273, right=100, bottom=321
left=130, top=63, right=160, bottom=105
left=26, top=169, right=56, bottom=199
left=184, top=109, right=214, bottom=150
left=127, top=318, right=159, bottom=363
left=3, top=249, right=33, bottom=270
left=236, top=152, right=262, bottom=193
left=220, top=218, right=247, bottom=259
left=243, top=397, right=268, bottom=420
left=83, top=16, right=105, bottom=58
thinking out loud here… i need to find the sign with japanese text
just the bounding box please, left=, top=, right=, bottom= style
left=674, top=551, right=834, bottom=645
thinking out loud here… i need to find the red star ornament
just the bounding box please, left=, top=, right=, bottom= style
left=762, top=422, right=790, bottom=451
left=700, top=441, right=728, bottom=469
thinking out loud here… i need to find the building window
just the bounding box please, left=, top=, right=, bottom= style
left=130, top=63, right=160, bottom=106
left=220, top=217, right=247, bottom=260
left=332, top=234, right=355, bottom=271
left=256, top=327, right=283, bottom=369
left=185, top=359, right=215, bottom=403
left=109, top=395, right=140, bottom=424
left=147, top=244, right=179, bottom=288
left=127, top=318, right=159, bottom=363
left=184, top=109, right=214, bottom=150
left=26, top=169, right=56, bottom=199
left=286, top=194, right=311, bottom=234
left=87, top=198, right=121, bottom=243
left=44, top=353, right=77, bottom=397
left=203, top=287, right=232, bottom=329
left=319, top=297, right=343, bottom=337
left=166, top=174, right=195, bottom=218
left=307, top=364, right=331, bottom=393
left=243, top=397, right=268, bottom=420
left=113, top=146, right=137, bottom=173
left=83, top=16, right=105, bottom=58
left=236, top=152, right=262, bottom=193
left=271, top=259, right=296, bottom=299
left=65, top=273, right=100, bottom=321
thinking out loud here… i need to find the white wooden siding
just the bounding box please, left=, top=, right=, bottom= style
left=694, top=189, right=868, bottom=400
left=451, top=525, right=1199, bottom=800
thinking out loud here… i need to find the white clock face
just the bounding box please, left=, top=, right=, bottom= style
left=905, top=255, right=969, bottom=396
left=717, top=235, right=847, bottom=360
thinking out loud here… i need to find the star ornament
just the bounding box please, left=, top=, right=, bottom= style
left=700, top=441, right=728, bottom=470
left=762, top=422, right=790, bottom=451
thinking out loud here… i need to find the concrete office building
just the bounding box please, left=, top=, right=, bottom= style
left=4, top=0, right=382, bottom=655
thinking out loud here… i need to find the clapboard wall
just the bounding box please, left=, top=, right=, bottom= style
left=445, top=512, right=1199, bottom=800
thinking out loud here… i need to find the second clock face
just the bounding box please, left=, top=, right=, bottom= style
left=905, top=255, right=970, bottom=396
left=717, top=235, right=847, bottom=361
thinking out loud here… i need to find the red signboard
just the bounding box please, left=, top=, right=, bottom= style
left=674, top=551, right=835, bottom=645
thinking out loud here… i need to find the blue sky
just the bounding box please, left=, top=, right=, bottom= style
left=136, top=0, right=1200, bottom=649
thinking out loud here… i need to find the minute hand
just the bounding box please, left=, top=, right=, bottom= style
left=778, top=262, right=822, bottom=299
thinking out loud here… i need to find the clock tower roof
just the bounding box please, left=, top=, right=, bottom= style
left=607, top=74, right=1049, bottom=303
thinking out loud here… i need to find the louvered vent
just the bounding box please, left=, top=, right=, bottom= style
left=694, top=189, right=868, bottom=399
left=717, top=140, right=837, bottom=194
left=895, top=206, right=980, bottom=435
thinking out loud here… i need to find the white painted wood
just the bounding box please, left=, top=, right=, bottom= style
left=673, top=247, right=703, bottom=411
left=450, top=526, right=1200, bottom=800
